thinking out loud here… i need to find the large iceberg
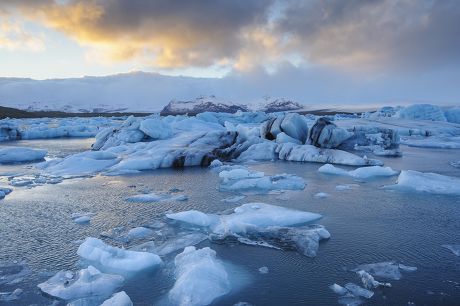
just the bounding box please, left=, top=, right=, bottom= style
left=168, top=246, right=230, bottom=306
left=77, top=237, right=162, bottom=273
left=37, top=265, right=124, bottom=301
left=0, top=147, right=47, bottom=163
left=386, top=170, right=460, bottom=195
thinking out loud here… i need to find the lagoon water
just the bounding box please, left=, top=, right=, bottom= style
left=1, top=138, right=459, bottom=305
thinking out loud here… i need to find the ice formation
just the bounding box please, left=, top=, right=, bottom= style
left=0, top=147, right=47, bottom=163
left=387, top=170, right=460, bottom=195
left=0, top=261, right=30, bottom=285
left=218, top=167, right=305, bottom=194
left=167, top=203, right=329, bottom=257
left=37, top=265, right=124, bottom=301
left=71, top=212, right=94, bottom=224
left=318, top=164, right=398, bottom=179
left=168, top=246, right=230, bottom=306
left=0, top=186, right=12, bottom=199
left=100, top=291, right=133, bottom=306
left=77, top=238, right=162, bottom=273
left=353, top=262, right=417, bottom=281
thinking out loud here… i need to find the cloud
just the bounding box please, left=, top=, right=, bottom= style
left=1, top=0, right=460, bottom=75
left=0, top=17, right=45, bottom=51
left=275, top=0, right=460, bottom=72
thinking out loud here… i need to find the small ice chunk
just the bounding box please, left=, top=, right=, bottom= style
left=0, top=261, right=30, bottom=285
left=71, top=212, right=94, bottom=224
left=37, top=266, right=123, bottom=300
left=344, top=283, right=374, bottom=299
left=442, top=245, right=460, bottom=256
left=356, top=270, right=391, bottom=289
left=77, top=238, right=162, bottom=273
left=125, top=192, right=188, bottom=202
left=0, top=147, right=47, bottom=164
left=258, top=266, right=269, bottom=274
left=166, top=210, right=216, bottom=227
left=0, top=288, right=23, bottom=301
left=314, top=192, right=329, bottom=198
left=335, top=184, right=358, bottom=191
left=354, top=262, right=406, bottom=280
left=0, top=187, right=13, bottom=199
left=209, top=159, right=223, bottom=168
left=387, top=170, right=460, bottom=195
left=329, top=283, right=348, bottom=295
left=100, top=291, right=133, bottom=306
left=398, top=264, right=418, bottom=272
left=168, top=247, right=230, bottom=306
left=127, top=227, right=154, bottom=239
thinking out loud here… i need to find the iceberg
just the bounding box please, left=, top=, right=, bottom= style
left=37, top=265, right=123, bottom=301
left=100, top=291, right=133, bottom=306
left=168, top=246, right=230, bottom=306
left=397, top=104, right=447, bottom=122
left=153, top=233, right=209, bottom=256
left=71, top=212, right=94, bottom=224
left=0, top=288, right=23, bottom=302
left=400, top=135, right=460, bottom=149
left=0, top=186, right=12, bottom=200
left=353, top=261, right=416, bottom=280
left=309, top=117, right=353, bottom=149
left=77, top=237, right=162, bottom=273
left=387, top=170, right=460, bottom=195
left=0, top=147, right=46, bottom=163
left=319, top=164, right=398, bottom=180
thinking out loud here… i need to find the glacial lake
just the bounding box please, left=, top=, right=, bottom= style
left=1, top=138, right=459, bottom=305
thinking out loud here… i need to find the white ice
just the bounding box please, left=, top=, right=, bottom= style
left=168, top=246, right=230, bottom=306
left=258, top=266, right=269, bottom=274
left=353, top=261, right=417, bottom=280
left=319, top=164, right=398, bottom=180
left=153, top=233, right=208, bottom=256
left=100, top=291, right=133, bottom=306
left=37, top=265, right=123, bottom=301
left=0, top=187, right=12, bottom=199
left=387, top=170, right=460, bottom=195
left=77, top=237, right=162, bottom=273
left=0, top=147, right=46, bottom=164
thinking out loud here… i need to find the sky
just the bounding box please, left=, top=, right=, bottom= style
left=0, top=0, right=459, bottom=106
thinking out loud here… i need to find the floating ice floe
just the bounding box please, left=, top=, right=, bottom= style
left=386, top=170, right=460, bottom=195
left=168, top=246, right=230, bottom=306
left=442, top=245, right=460, bottom=256
left=37, top=265, right=124, bottom=301
left=125, top=192, right=188, bottom=203
left=319, top=164, right=398, bottom=180
left=167, top=203, right=329, bottom=257
left=314, top=192, right=330, bottom=198
left=77, top=237, right=162, bottom=274
left=258, top=266, right=269, bottom=274
left=9, top=174, right=63, bottom=187
left=100, top=291, right=133, bottom=306
left=331, top=261, right=416, bottom=305
left=218, top=167, right=305, bottom=194
left=39, top=151, right=119, bottom=177
left=352, top=261, right=417, bottom=281
left=335, top=184, right=359, bottom=191
left=0, top=186, right=12, bottom=199
left=0, top=147, right=47, bottom=164
left=71, top=212, right=95, bottom=224
left=0, top=288, right=23, bottom=302
left=0, top=261, right=30, bottom=285
left=151, top=233, right=208, bottom=256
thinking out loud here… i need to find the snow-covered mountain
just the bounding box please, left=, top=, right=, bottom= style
left=0, top=72, right=307, bottom=114
left=160, top=95, right=305, bottom=115
left=160, top=95, right=249, bottom=115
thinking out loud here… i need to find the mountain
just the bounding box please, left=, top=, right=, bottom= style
left=160, top=95, right=305, bottom=115
left=160, top=95, right=249, bottom=115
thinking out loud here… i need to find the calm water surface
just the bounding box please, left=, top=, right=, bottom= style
left=1, top=139, right=459, bottom=305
